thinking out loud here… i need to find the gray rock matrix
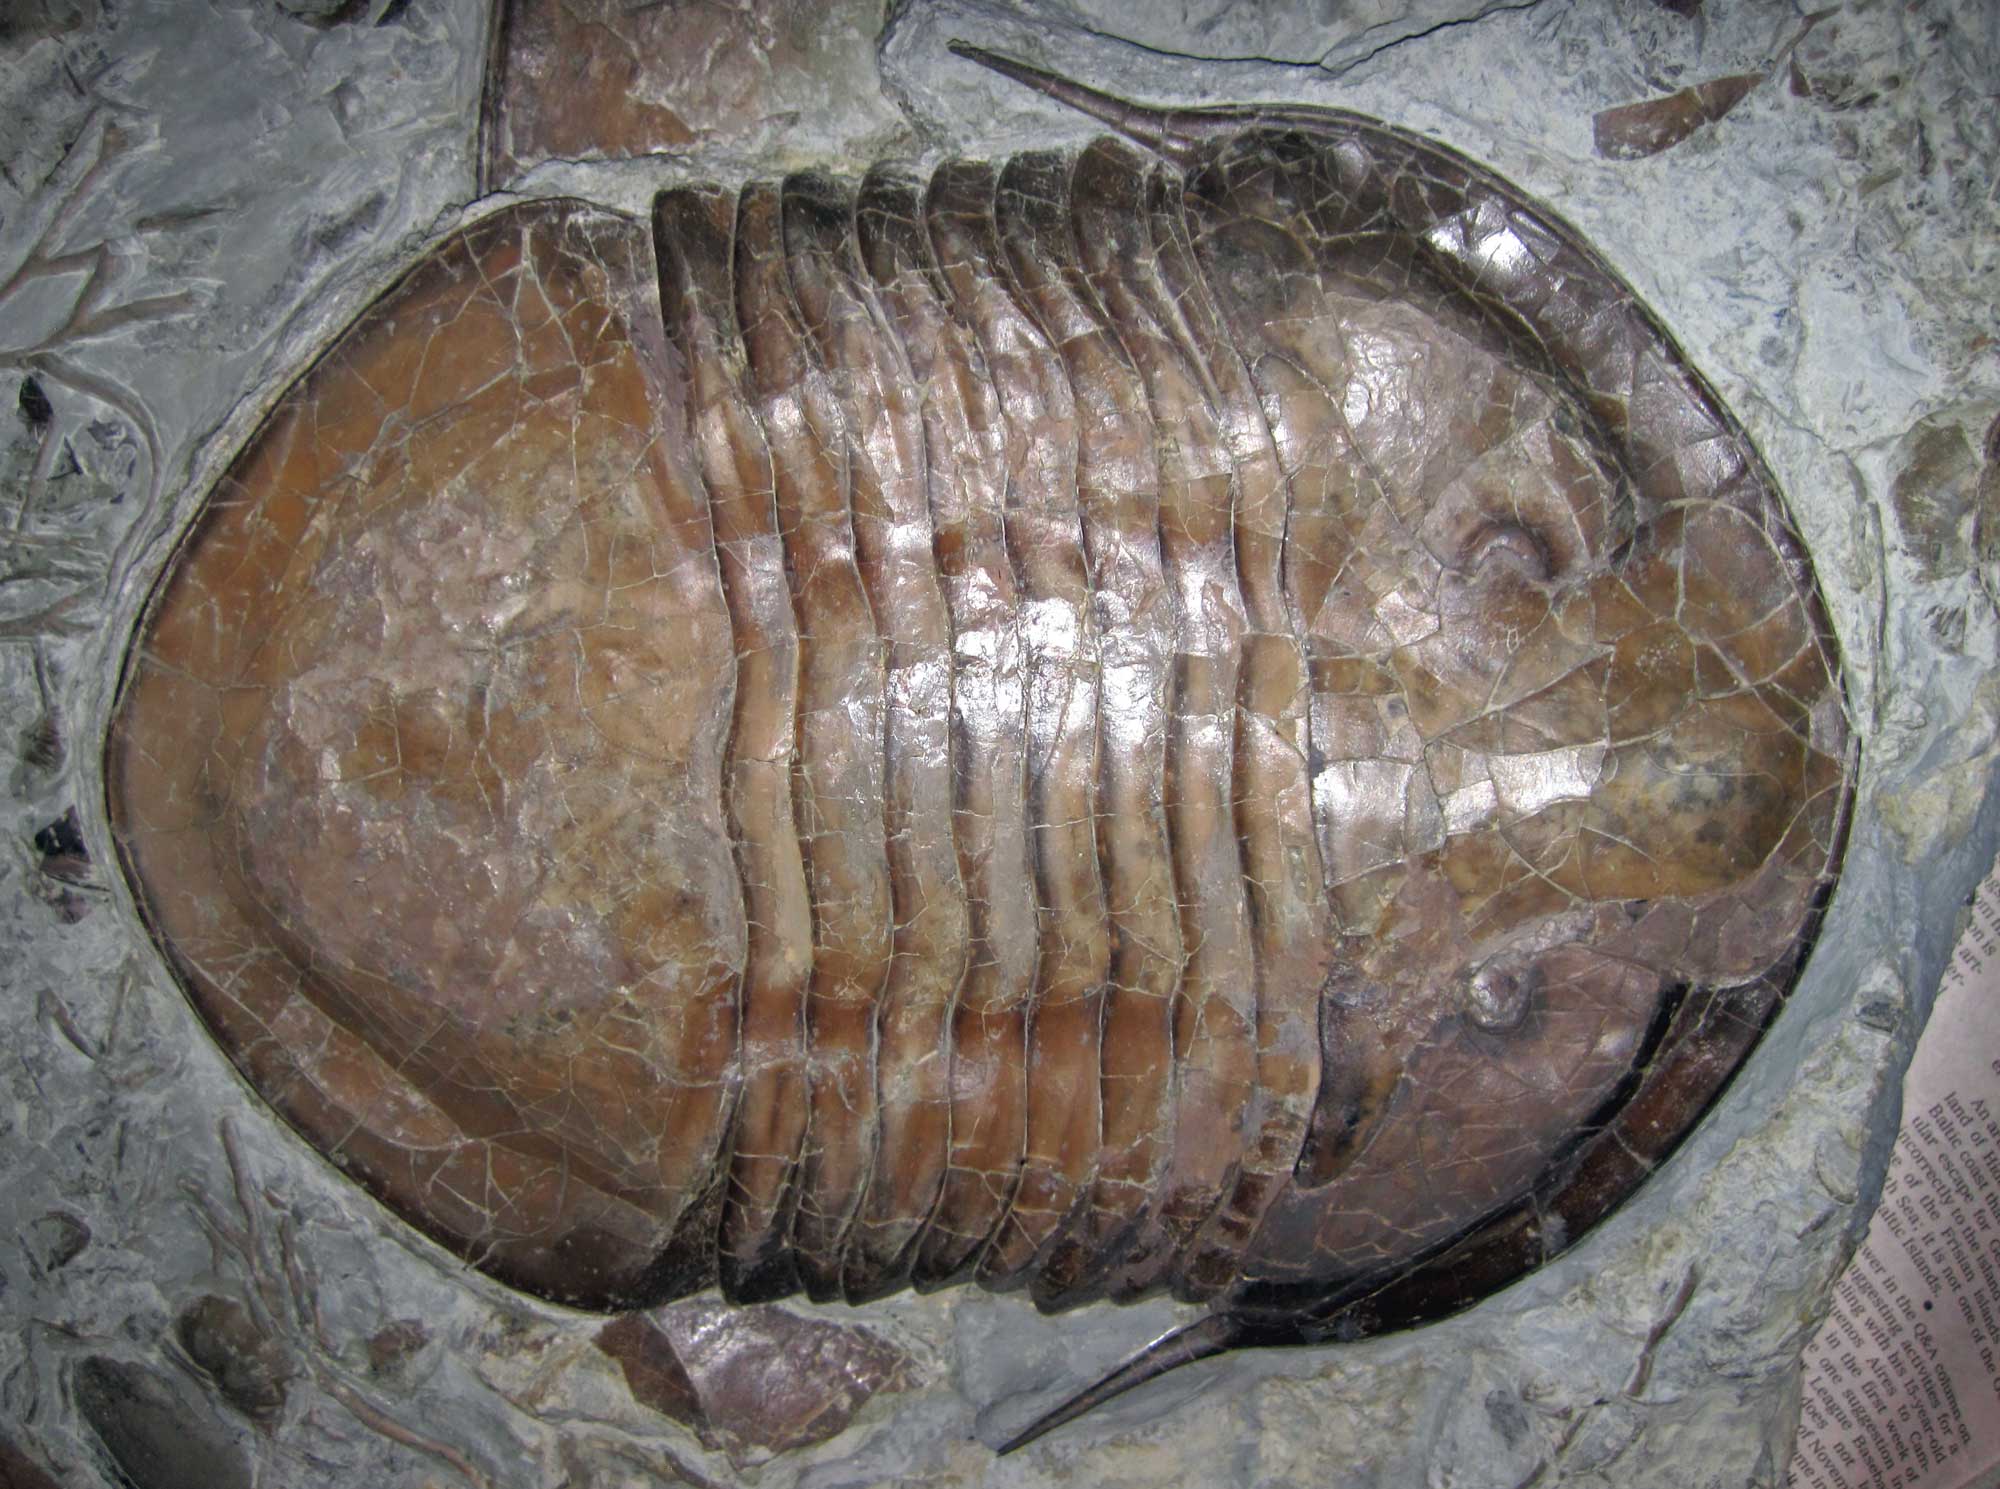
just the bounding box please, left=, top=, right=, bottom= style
left=1, top=1, right=1994, bottom=1485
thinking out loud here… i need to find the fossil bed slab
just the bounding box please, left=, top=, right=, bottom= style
left=1, top=2, right=1997, bottom=1488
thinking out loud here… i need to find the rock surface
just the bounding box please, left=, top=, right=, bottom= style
left=1, top=1, right=1996, bottom=1486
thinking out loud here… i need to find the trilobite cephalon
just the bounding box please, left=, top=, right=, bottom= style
left=107, top=49, right=1851, bottom=1448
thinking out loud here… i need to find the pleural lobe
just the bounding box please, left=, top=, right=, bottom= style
left=110, top=117, right=1849, bottom=1324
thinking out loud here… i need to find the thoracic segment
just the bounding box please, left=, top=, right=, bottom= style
left=651, top=142, right=1310, bottom=1307
left=111, top=91, right=1849, bottom=1337
left=637, top=125, right=1835, bottom=1311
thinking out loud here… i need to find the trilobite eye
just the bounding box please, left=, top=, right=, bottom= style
left=1464, top=520, right=1552, bottom=582
left=1459, top=956, right=1543, bottom=1033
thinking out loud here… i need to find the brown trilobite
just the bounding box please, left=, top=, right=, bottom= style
left=105, top=49, right=1852, bottom=1448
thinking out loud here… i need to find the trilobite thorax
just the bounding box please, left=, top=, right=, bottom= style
left=107, top=51, right=1851, bottom=1413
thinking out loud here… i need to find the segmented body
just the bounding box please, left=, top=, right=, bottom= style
left=108, top=54, right=1851, bottom=1439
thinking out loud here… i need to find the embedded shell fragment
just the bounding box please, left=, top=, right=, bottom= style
left=107, top=58, right=1851, bottom=1390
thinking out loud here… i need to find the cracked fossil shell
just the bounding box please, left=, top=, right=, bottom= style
left=105, top=49, right=1853, bottom=1448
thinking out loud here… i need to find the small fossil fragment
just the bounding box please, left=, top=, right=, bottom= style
left=106, top=49, right=1852, bottom=1450
left=21, top=1210, right=90, bottom=1273
left=17, top=377, right=53, bottom=429
left=597, top=1303, right=911, bottom=1463
left=32, top=807, right=88, bottom=881
left=1593, top=72, right=1765, bottom=159
left=73, top=1356, right=251, bottom=1489
left=175, top=1295, right=295, bottom=1422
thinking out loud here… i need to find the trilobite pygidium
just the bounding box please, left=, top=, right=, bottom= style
left=108, top=49, right=1850, bottom=1448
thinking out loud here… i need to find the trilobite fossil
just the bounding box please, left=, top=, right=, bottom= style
left=106, top=47, right=1853, bottom=1449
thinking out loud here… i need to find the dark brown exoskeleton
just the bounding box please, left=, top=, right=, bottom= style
left=106, top=48, right=1852, bottom=1450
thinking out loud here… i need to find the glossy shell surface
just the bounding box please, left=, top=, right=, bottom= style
left=106, top=60, right=1852, bottom=1362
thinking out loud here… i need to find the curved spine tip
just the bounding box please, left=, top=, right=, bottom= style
left=945, top=40, right=1198, bottom=167
left=994, top=1311, right=1246, bottom=1455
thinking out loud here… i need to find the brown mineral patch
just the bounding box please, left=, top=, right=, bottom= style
left=176, top=1295, right=294, bottom=1421
left=598, top=1304, right=913, bottom=1463
left=596, top=1315, right=704, bottom=1432
left=481, top=0, right=906, bottom=189
left=1593, top=73, right=1764, bottom=160
left=365, top=1319, right=430, bottom=1377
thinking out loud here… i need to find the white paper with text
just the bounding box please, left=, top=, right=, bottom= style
left=1789, top=866, right=2000, bottom=1489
